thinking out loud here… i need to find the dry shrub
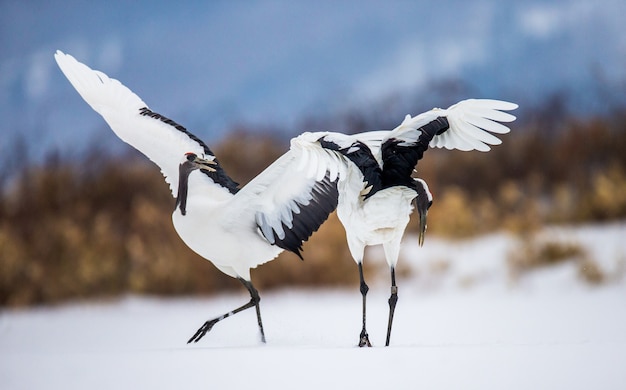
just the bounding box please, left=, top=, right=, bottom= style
left=426, top=186, right=476, bottom=238
left=421, top=181, right=542, bottom=239
left=0, top=156, right=158, bottom=305
left=495, top=180, right=543, bottom=234
left=578, top=258, right=605, bottom=285
left=584, top=164, right=626, bottom=220
left=507, top=235, right=605, bottom=285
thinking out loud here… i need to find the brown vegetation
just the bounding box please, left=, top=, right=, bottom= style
left=507, top=236, right=608, bottom=285
left=411, top=112, right=626, bottom=237
left=1, top=107, right=626, bottom=306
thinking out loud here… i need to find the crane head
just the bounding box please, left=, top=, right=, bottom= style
left=183, top=152, right=217, bottom=173
left=413, top=178, right=433, bottom=247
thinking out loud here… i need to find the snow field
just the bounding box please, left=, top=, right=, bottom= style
left=2, top=223, right=625, bottom=389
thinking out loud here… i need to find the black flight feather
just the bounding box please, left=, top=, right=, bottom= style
left=138, top=107, right=240, bottom=194
left=381, top=116, right=449, bottom=190
left=319, top=138, right=383, bottom=199
left=261, top=173, right=339, bottom=259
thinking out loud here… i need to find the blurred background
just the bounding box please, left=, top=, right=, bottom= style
left=1, top=0, right=626, bottom=307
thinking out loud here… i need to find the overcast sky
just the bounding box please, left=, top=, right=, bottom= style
left=1, top=0, right=625, bottom=159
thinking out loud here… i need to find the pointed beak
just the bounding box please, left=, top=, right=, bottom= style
left=417, top=210, right=428, bottom=247
left=193, top=156, right=218, bottom=172
left=413, top=197, right=430, bottom=247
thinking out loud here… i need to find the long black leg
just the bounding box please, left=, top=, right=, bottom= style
left=385, top=266, right=398, bottom=346
left=358, top=262, right=372, bottom=347
left=243, top=278, right=266, bottom=343
left=187, top=277, right=266, bottom=344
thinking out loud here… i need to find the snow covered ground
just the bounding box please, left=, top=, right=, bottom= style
left=2, top=223, right=625, bottom=389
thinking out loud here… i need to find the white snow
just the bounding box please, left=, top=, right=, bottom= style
left=2, top=223, right=625, bottom=389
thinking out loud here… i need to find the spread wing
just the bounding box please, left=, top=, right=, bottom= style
left=54, top=50, right=238, bottom=197
left=355, top=98, right=517, bottom=156
left=425, top=99, right=518, bottom=152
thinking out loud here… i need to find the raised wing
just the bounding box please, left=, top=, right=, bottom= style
left=225, top=135, right=346, bottom=258
left=379, top=99, right=517, bottom=154
left=427, top=99, right=517, bottom=152
left=54, top=50, right=238, bottom=197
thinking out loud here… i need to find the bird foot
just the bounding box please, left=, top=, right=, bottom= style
left=187, top=319, right=218, bottom=344
left=358, top=331, right=372, bottom=347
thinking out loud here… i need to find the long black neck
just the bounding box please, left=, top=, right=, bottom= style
left=175, top=162, right=193, bottom=216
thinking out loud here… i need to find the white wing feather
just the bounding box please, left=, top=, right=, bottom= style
left=54, top=50, right=209, bottom=196
left=429, top=99, right=517, bottom=151
left=372, top=99, right=517, bottom=153
left=226, top=133, right=346, bottom=240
